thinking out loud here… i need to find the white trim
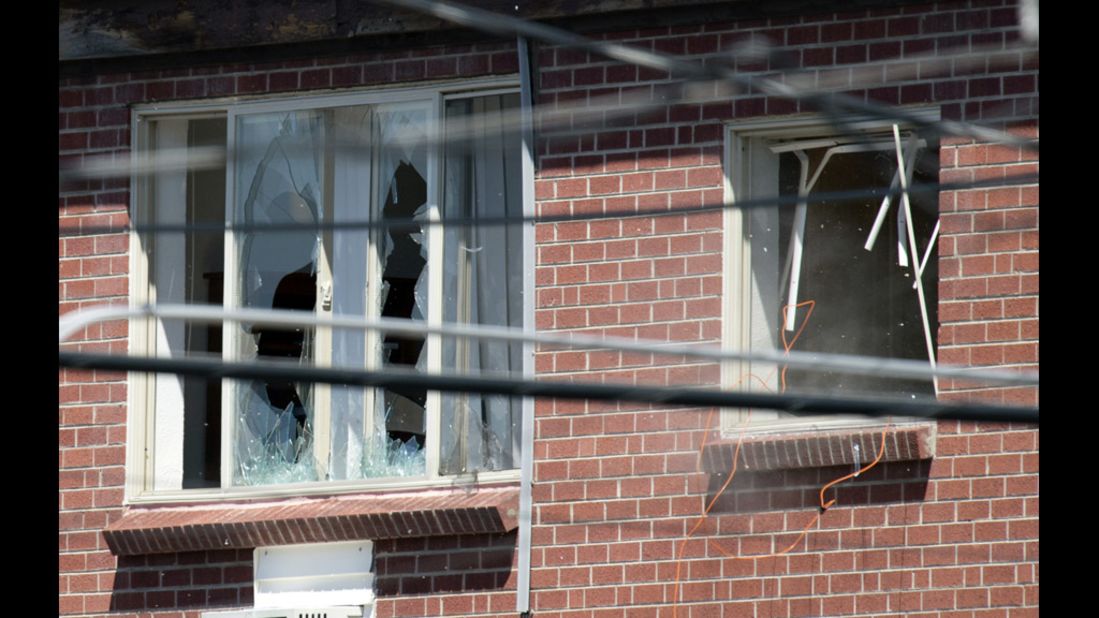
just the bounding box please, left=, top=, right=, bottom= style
left=424, top=93, right=444, bottom=481
left=126, top=471, right=521, bottom=505
left=443, top=86, right=520, bottom=101
left=516, top=35, right=536, bottom=616
left=222, top=108, right=240, bottom=489
left=132, top=75, right=518, bottom=115
left=725, top=108, right=941, bottom=139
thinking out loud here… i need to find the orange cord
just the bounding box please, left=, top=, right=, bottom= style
left=670, top=300, right=894, bottom=616
left=671, top=301, right=812, bottom=617
left=706, top=425, right=888, bottom=560
left=819, top=425, right=888, bottom=511
left=779, top=300, right=816, bottom=393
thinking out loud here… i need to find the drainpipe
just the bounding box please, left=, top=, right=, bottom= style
left=516, top=34, right=536, bottom=618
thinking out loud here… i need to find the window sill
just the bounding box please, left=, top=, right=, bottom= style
left=102, top=483, right=519, bottom=556
left=701, top=424, right=934, bottom=474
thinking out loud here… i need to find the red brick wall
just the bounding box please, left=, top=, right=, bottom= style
left=60, top=0, right=1038, bottom=616
left=528, top=0, right=1037, bottom=616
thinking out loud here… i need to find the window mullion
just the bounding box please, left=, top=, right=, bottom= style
left=363, top=107, right=381, bottom=468
left=219, top=109, right=239, bottom=489
left=312, top=107, right=337, bottom=482
left=423, top=94, right=444, bottom=480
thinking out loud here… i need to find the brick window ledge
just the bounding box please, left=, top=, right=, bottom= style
left=701, top=424, right=934, bottom=474
left=103, top=484, right=520, bottom=556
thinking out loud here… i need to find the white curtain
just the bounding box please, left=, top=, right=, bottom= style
left=440, top=94, right=524, bottom=474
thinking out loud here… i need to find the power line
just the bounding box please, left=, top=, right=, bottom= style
left=58, top=304, right=1038, bottom=387
left=57, top=351, right=1039, bottom=425
left=59, top=171, right=1039, bottom=236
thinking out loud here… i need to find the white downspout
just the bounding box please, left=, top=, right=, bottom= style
left=516, top=34, right=537, bottom=618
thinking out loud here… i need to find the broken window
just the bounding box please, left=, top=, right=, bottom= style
left=725, top=119, right=939, bottom=429
left=135, top=84, right=526, bottom=495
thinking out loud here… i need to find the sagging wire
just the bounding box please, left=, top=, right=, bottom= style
left=58, top=304, right=1039, bottom=387
left=57, top=348, right=1040, bottom=424
left=58, top=171, right=1041, bottom=236
left=706, top=425, right=888, bottom=562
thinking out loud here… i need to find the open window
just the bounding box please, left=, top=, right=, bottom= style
left=131, top=82, right=527, bottom=499
left=723, top=114, right=940, bottom=431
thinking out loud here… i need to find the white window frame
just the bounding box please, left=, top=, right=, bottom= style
left=126, top=76, right=529, bottom=503
left=721, top=110, right=940, bottom=436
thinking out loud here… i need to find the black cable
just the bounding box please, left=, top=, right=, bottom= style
left=59, top=352, right=1039, bottom=424
left=59, top=171, right=1039, bottom=236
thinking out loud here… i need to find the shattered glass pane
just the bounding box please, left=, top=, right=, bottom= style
left=233, top=110, right=324, bottom=485
left=360, top=399, right=426, bottom=478
left=217, top=96, right=521, bottom=487
left=370, top=105, right=431, bottom=471
left=235, top=383, right=319, bottom=486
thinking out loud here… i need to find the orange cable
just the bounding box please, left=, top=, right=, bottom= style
left=706, top=425, right=890, bottom=560
left=709, top=511, right=822, bottom=560
left=780, top=300, right=815, bottom=393
left=668, top=299, right=898, bottom=614
left=670, top=301, right=813, bottom=617
left=819, top=425, right=888, bottom=511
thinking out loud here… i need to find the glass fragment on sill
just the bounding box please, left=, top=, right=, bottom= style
left=235, top=382, right=319, bottom=486
left=359, top=399, right=426, bottom=478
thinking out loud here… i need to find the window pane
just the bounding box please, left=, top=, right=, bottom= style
left=440, top=94, right=524, bottom=474
left=148, top=116, right=226, bottom=491
left=233, top=110, right=325, bottom=486
left=368, top=104, right=431, bottom=478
